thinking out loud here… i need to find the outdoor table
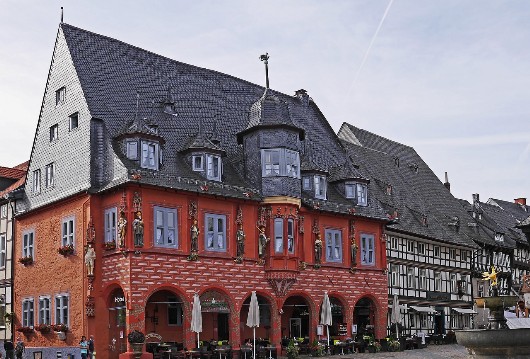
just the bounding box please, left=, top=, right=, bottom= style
left=214, top=347, right=229, bottom=359
left=187, top=349, right=201, bottom=359
left=240, top=346, right=252, bottom=359
left=263, top=345, right=276, bottom=359
left=335, top=342, right=347, bottom=355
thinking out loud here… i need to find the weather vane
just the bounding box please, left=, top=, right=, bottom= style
left=260, top=53, right=270, bottom=89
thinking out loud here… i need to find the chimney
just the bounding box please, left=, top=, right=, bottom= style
left=472, top=193, right=480, bottom=205
left=295, top=89, right=309, bottom=106
left=515, top=198, right=527, bottom=206
left=443, top=172, right=451, bottom=192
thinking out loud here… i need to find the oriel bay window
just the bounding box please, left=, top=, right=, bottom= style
left=205, top=214, right=226, bottom=251
left=154, top=207, right=178, bottom=248
left=261, top=148, right=300, bottom=178
left=104, top=208, right=117, bottom=244
left=274, top=218, right=295, bottom=254
left=325, top=229, right=342, bottom=263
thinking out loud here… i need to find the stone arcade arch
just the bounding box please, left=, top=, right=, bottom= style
left=353, top=297, right=377, bottom=336
left=240, top=292, right=274, bottom=343
left=282, top=295, right=313, bottom=339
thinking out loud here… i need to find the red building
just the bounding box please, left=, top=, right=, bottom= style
left=14, top=23, right=389, bottom=358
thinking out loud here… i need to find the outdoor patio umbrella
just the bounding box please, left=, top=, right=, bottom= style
left=320, top=291, right=332, bottom=352
left=191, top=293, right=203, bottom=348
left=391, top=294, right=400, bottom=339
left=246, top=291, right=260, bottom=359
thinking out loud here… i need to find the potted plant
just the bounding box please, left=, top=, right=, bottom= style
left=34, top=323, right=52, bottom=334
left=58, top=244, right=75, bottom=256
left=365, top=335, right=382, bottom=353
left=128, top=330, right=145, bottom=359
left=286, top=339, right=299, bottom=359
left=309, top=339, right=324, bottom=357
left=16, top=326, right=34, bottom=334
left=52, top=323, right=68, bottom=332
left=18, top=256, right=33, bottom=265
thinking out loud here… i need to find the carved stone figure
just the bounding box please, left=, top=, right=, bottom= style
left=117, top=211, right=127, bottom=247
left=133, top=211, right=144, bottom=247
left=351, top=240, right=358, bottom=266
left=236, top=226, right=245, bottom=257
left=314, top=234, right=323, bottom=264
left=85, top=245, right=96, bottom=276
left=258, top=225, right=269, bottom=258
left=190, top=219, right=199, bottom=252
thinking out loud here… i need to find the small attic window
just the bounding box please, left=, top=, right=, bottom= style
left=192, top=155, right=204, bottom=171
left=409, top=163, right=419, bottom=173
left=69, top=113, right=79, bottom=131
left=386, top=184, right=392, bottom=195
left=140, top=140, right=159, bottom=170
left=314, top=175, right=327, bottom=200
left=126, top=140, right=138, bottom=160
left=146, top=124, right=158, bottom=135
left=206, top=154, right=221, bottom=181
left=302, top=177, right=312, bottom=190
left=55, top=87, right=66, bottom=106
left=393, top=157, right=400, bottom=167
left=495, top=233, right=504, bottom=242
left=50, top=124, right=59, bottom=142
left=356, top=183, right=367, bottom=206
left=345, top=184, right=355, bottom=198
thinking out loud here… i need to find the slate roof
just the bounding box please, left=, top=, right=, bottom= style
left=338, top=123, right=479, bottom=249
left=487, top=198, right=530, bottom=222
left=60, top=24, right=385, bottom=220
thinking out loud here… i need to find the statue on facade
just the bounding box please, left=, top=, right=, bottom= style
left=314, top=234, right=323, bottom=265
left=85, top=245, right=96, bottom=276
left=236, top=225, right=245, bottom=258
left=117, top=211, right=127, bottom=247
left=258, top=225, right=269, bottom=259
left=133, top=211, right=144, bottom=247
left=190, top=219, right=199, bottom=252
left=351, top=240, right=358, bottom=267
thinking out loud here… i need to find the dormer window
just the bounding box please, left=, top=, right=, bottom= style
left=345, top=184, right=355, bottom=198
left=302, top=177, right=312, bottom=190
left=206, top=154, right=221, bottom=181
left=126, top=140, right=138, bottom=160
left=192, top=155, right=204, bottom=171
left=55, top=87, right=66, bottom=106
left=495, top=233, right=504, bottom=242
left=314, top=175, right=327, bottom=200
left=261, top=148, right=300, bottom=178
left=141, top=140, right=159, bottom=170
left=50, top=124, right=59, bottom=142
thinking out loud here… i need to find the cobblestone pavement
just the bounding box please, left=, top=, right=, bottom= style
left=303, top=345, right=469, bottom=359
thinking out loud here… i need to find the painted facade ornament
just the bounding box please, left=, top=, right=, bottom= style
left=350, top=219, right=357, bottom=269
left=298, top=215, right=305, bottom=234
left=188, top=200, right=198, bottom=219
left=86, top=296, right=95, bottom=317
left=133, top=191, right=142, bottom=212
left=117, top=211, right=127, bottom=248
left=86, top=219, right=95, bottom=244
left=85, top=245, right=96, bottom=276
left=314, top=233, right=323, bottom=269
left=133, top=211, right=144, bottom=247
left=235, top=225, right=245, bottom=263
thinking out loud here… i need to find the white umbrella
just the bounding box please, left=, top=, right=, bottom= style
left=191, top=293, right=203, bottom=348
left=391, top=294, right=400, bottom=339
left=246, top=291, right=260, bottom=359
left=320, top=291, right=332, bottom=352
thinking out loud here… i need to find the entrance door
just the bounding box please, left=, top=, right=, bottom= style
left=434, top=308, right=445, bottom=334
left=218, top=313, right=229, bottom=340
left=290, top=318, right=301, bottom=338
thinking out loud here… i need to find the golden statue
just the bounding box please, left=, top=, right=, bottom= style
left=482, top=266, right=498, bottom=287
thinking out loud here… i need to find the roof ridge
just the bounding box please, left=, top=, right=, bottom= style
left=343, top=123, right=414, bottom=151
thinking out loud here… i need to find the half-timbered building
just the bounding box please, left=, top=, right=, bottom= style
left=14, top=23, right=391, bottom=358
left=338, top=124, right=480, bottom=336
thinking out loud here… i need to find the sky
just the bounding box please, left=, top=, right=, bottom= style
left=0, top=0, right=529, bottom=203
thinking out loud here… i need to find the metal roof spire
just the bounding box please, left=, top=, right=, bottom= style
left=60, top=7, right=64, bottom=23
left=260, top=53, right=270, bottom=89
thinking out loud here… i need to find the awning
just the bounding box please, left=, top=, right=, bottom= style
left=410, top=306, right=437, bottom=313
left=452, top=308, right=477, bottom=314
left=507, top=318, right=530, bottom=329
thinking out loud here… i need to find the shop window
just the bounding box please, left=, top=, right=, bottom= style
left=325, top=229, right=342, bottom=263
left=22, top=298, right=34, bottom=327
left=104, top=208, right=117, bottom=244
left=55, top=294, right=69, bottom=327
left=205, top=214, right=226, bottom=252
left=62, top=217, right=75, bottom=247
left=39, top=297, right=51, bottom=325
left=361, top=233, right=375, bottom=265
left=22, top=230, right=34, bottom=258
left=154, top=207, right=178, bottom=248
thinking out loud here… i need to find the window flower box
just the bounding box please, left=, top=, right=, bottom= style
left=18, top=256, right=33, bottom=266
left=104, top=241, right=117, bottom=250
left=34, top=324, right=52, bottom=334
left=58, top=244, right=75, bottom=256
left=52, top=324, right=68, bottom=332
left=16, top=326, right=34, bottom=334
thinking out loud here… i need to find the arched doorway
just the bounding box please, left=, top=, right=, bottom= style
left=240, top=293, right=273, bottom=344
left=282, top=296, right=311, bottom=339
left=353, top=297, right=376, bottom=336
left=145, top=290, right=186, bottom=346
left=108, top=288, right=127, bottom=359
left=200, top=290, right=232, bottom=342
